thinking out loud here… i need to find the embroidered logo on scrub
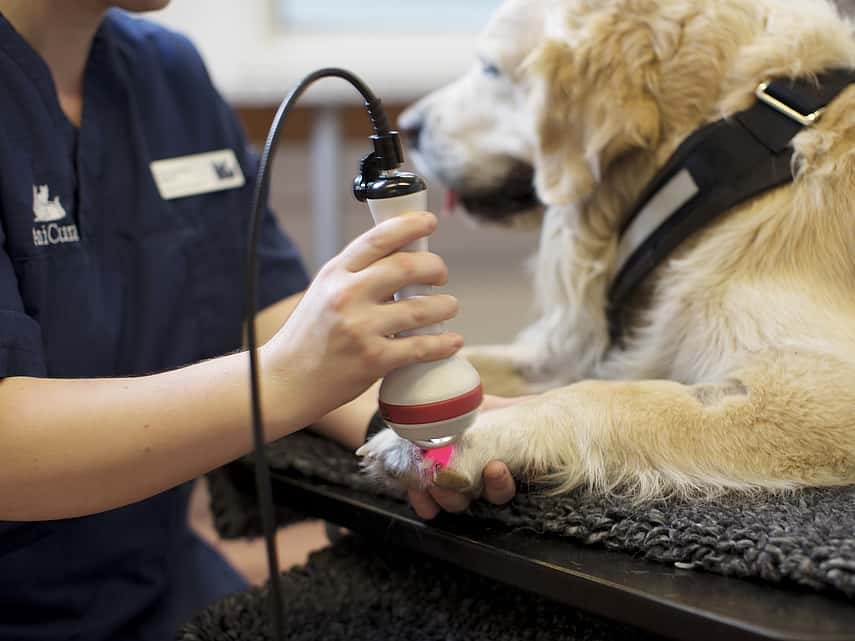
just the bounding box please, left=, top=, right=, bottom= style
left=31, top=185, right=80, bottom=246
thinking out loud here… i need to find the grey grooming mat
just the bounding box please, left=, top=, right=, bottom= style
left=191, top=432, right=855, bottom=641
left=177, top=535, right=659, bottom=641
left=208, top=431, right=855, bottom=601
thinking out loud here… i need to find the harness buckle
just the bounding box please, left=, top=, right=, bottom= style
left=755, top=82, right=824, bottom=126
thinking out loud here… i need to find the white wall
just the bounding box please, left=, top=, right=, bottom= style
left=150, top=0, right=482, bottom=105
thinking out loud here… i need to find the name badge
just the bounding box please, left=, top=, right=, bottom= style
left=150, top=149, right=246, bottom=200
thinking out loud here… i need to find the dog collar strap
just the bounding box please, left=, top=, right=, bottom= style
left=608, top=68, right=855, bottom=343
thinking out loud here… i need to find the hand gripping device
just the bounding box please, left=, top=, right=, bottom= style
left=354, top=138, right=483, bottom=449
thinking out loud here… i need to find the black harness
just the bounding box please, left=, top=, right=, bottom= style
left=607, top=69, right=855, bottom=343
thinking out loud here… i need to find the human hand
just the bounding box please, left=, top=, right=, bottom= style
left=405, top=394, right=530, bottom=519
left=261, top=212, right=462, bottom=426
left=406, top=460, right=516, bottom=519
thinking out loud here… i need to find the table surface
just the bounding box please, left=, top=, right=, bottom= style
left=245, top=466, right=855, bottom=641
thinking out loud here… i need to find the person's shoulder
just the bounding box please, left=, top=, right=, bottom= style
left=101, top=9, right=212, bottom=88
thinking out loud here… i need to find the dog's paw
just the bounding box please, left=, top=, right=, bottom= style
left=357, top=426, right=485, bottom=496
left=356, top=428, right=432, bottom=490
left=357, top=408, right=526, bottom=498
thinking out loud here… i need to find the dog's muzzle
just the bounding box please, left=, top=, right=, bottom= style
left=458, top=162, right=541, bottom=222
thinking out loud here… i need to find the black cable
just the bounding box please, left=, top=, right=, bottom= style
left=244, top=68, right=395, bottom=641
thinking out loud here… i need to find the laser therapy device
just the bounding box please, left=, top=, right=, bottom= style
left=244, top=68, right=482, bottom=640
left=353, top=140, right=483, bottom=449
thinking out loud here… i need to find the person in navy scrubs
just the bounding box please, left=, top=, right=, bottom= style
left=0, top=1, right=517, bottom=639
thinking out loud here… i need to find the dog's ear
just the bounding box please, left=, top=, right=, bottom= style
left=530, top=28, right=662, bottom=206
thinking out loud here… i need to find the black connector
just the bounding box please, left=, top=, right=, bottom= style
left=364, top=95, right=391, bottom=136
left=371, top=132, right=405, bottom=169
left=353, top=132, right=417, bottom=202
left=353, top=133, right=405, bottom=202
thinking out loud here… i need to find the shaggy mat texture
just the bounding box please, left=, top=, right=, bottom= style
left=207, top=432, right=855, bottom=600
left=177, top=535, right=658, bottom=641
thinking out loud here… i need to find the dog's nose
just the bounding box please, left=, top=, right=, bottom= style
left=399, top=121, right=423, bottom=151
left=398, top=108, right=424, bottom=152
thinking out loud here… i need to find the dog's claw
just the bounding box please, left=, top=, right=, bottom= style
left=354, top=443, right=371, bottom=458
left=434, top=468, right=471, bottom=491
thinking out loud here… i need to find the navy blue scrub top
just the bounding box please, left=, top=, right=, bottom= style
left=0, top=10, right=309, bottom=641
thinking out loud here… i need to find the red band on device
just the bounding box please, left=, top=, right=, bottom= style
left=379, top=385, right=483, bottom=425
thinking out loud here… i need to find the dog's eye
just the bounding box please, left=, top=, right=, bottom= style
left=481, top=61, right=502, bottom=78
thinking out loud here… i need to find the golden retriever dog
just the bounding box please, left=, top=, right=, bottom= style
left=359, top=0, right=855, bottom=500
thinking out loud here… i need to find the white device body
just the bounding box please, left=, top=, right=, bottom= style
left=367, top=190, right=482, bottom=448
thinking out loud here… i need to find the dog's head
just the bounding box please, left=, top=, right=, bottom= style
left=400, top=0, right=855, bottom=228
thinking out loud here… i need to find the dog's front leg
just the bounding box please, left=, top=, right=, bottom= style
left=358, top=392, right=582, bottom=495
left=362, top=350, right=855, bottom=497
left=462, top=344, right=543, bottom=397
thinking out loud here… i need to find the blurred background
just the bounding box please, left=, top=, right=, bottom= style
left=147, top=0, right=540, bottom=584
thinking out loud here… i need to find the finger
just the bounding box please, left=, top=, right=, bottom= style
left=375, top=295, right=459, bottom=336
left=427, top=485, right=471, bottom=513
left=407, top=488, right=440, bottom=520
left=482, top=461, right=516, bottom=505
left=382, top=332, right=464, bottom=370
left=356, top=251, right=449, bottom=301
left=340, top=213, right=437, bottom=272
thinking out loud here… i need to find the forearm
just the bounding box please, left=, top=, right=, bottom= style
left=0, top=351, right=308, bottom=521
left=255, top=292, right=379, bottom=450
left=310, top=382, right=379, bottom=450
left=0, top=214, right=461, bottom=522
left=252, top=291, right=304, bottom=345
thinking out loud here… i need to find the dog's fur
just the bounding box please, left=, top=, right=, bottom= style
left=359, top=0, right=855, bottom=500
